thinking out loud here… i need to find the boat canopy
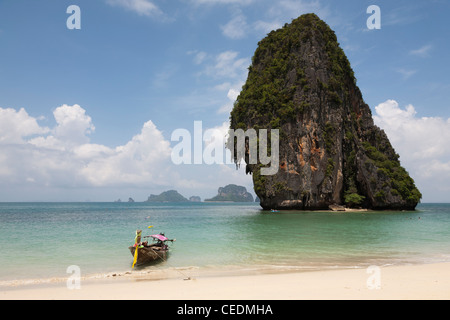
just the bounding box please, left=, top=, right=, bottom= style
left=151, top=234, right=168, bottom=241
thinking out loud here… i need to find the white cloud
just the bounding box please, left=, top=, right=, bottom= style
left=382, top=5, right=425, bottom=27
left=374, top=100, right=450, bottom=161
left=53, top=104, right=95, bottom=145
left=81, top=120, right=171, bottom=186
left=205, top=50, right=250, bottom=79
left=193, top=51, right=207, bottom=65
left=217, top=84, right=242, bottom=114
left=187, top=50, right=208, bottom=65
left=253, top=20, right=282, bottom=34
left=73, top=143, right=115, bottom=160
left=28, top=104, right=95, bottom=150
left=187, top=50, right=247, bottom=115
left=191, top=0, right=330, bottom=40
left=409, top=44, right=433, bottom=58
left=195, top=50, right=247, bottom=114
left=221, top=13, right=248, bottom=39
left=186, top=50, right=249, bottom=115
left=0, top=107, right=49, bottom=144
left=373, top=99, right=450, bottom=201
left=106, top=0, right=163, bottom=17
left=201, top=121, right=254, bottom=193
left=0, top=104, right=255, bottom=201
left=396, top=68, right=417, bottom=80
left=0, top=104, right=172, bottom=191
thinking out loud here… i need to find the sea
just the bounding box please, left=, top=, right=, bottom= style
left=1, top=202, right=450, bottom=285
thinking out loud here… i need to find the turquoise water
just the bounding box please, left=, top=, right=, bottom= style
left=0, top=202, right=450, bottom=282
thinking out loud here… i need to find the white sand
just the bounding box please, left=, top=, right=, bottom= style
left=1, top=262, right=450, bottom=300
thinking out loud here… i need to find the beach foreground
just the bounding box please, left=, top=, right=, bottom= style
left=1, top=262, right=450, bottom=300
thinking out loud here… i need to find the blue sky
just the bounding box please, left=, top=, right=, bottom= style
left=0, top=0, right=449, bottom=202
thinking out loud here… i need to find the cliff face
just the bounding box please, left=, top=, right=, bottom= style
left=229, top=14, right=421, bottom=210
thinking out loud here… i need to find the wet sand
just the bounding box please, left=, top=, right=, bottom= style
left=1, top=262, right=449, bottom=300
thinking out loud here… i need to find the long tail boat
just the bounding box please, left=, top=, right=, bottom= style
left=129, top=231, right=175, bottom=267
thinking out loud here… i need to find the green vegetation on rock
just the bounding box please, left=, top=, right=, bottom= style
left=228, top=13, right=421, bottom=210
left=145, top=190, right=189, bottom=202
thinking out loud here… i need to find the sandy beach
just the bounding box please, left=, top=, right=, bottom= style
left=1, top=262, right=449, bottom=300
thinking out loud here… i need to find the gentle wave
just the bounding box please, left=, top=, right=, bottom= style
left=1, top=202, right=450, bottom=284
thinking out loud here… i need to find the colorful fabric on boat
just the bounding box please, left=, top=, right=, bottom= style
left=132, top=247, right=138, bottom=268
left=151, top=234, right=168, bottom=241
left=134, top=230, right=142, bottom=243
left=132, top=230, right=142, bottom=268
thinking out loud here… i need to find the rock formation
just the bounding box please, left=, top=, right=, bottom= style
left=189, top=196, right=201, bottom=202
left=205, top=184, right=254, bottom=202
left=229, top=14, right=421, bottom=210
left=145, top=190, right=189, bottom=202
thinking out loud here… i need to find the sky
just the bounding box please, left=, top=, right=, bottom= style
left=0, top=0, right=449, bottom=202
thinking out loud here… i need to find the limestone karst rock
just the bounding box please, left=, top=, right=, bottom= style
left=229, top=14, right=421, bottom=210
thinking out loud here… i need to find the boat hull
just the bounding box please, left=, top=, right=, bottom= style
left=128, top=246, right=168, bottom=266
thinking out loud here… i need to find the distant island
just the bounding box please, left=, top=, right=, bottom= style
left=145, top=190, right=189, bottom=202
left=122, top=188, right=255, bottom=203
left=189, top=196, right=201, bottom=202
left=205, top=184, right=254, bottom=202
left=113, top=197, right=134, bottom=202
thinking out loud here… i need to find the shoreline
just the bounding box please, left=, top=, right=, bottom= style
left=2, top=261, right=450, bottom=300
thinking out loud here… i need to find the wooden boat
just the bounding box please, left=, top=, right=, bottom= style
left=128, top=233, right=175, bottom=266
